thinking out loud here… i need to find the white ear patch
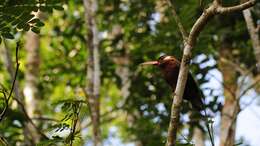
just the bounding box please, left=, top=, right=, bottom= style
left=163, top=56, right=172, bottom=61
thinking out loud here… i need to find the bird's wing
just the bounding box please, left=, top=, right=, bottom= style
left=187, top=73, right=205, bottom=111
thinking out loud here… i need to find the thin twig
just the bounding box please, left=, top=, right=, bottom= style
left=13, top=97, right=48, bottom=139
left=32, top=116, right=59, bottom=122
left=70, top=103, right=82, bottom=146
left=222, top=73, right=259, bottom=146
left=0, top=42, right=48, bottom=141
left=238, top=65, right=256, bottom=90
left=207, top=73, right=237, bottom=98
left=0, top=42, right=20, bottom=122
left=165, top=0, right=188, bottom=42
left=81, top=86, right=129, bottom=129
left=216, top=0, right=256, bottom=14
left=0, top=135, right=9, bottom=146
left=219, top=57, right=252, bottom=76
left=238, top=78, right=260, bottom=99
left=241, top=94, right=259, bottom=110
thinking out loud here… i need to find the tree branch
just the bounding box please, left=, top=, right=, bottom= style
left=216, top=0, right=256, bottom=14
left=165, top=0, right=188, bottom=41
left=83, top=0, right=101, bottom=145
left=0, top=42, right=20, bottom=122
left=13, top=97, right=48, bottom=139
left=188, top=4, right=216, bottom=46
left=0, top=42, right=48, bottom=140
left=241, top=94, right=259, bottom=110
left=0, top=135, right=9, bottom=146
left=219, top=57, right=253, bottom=76
left=165, top=0, right=256, bottom=146
left=242, top=1, right=260, bottom=72
left=69, top=103, right=82, bottom=146
left=238, top=78, right=260, bottom=99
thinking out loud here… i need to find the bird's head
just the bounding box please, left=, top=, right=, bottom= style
left=141, top=55, right=180, bottom=69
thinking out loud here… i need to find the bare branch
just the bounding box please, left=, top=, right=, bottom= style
left=165, top=0, right=188, bottom=42
left=0, top=135, right=9, bottom=146
left=242, top=2, right=260, bottom=71
left=188, top=4, right=216, bottom=46
left=238, top=78, right=260, bottom=99
left=0, top=42, right=48, bottom=142
left=13, top=97, right=48, bottom=139
left=256, top=25, right=260, bottom=33
left=241, top=94, right=259, bottom=110
left=189, top=0, right=256, bottom=46
left=32, top=116, right=59, bottom=122
left=0, top=42, right=20, bottom=122
left=166, top=44, right=192, bottom=146
left=219, top=57, right=248, bottom=75
left=216, top=0, right=256, bottom=14
left=207, top=73, right=237, bottom=98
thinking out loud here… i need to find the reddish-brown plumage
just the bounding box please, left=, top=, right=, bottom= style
left=142, top=55, right=204, bottom=110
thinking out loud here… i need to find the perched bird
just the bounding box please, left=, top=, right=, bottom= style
left=142, top=55, right=215, bottom=146
left=141, top=55, right=204, bottom=111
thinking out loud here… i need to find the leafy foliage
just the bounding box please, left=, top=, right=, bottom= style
left=37, top=99, right=84, bottom=146
left=0, top=0, right=258, bottom=146
left=0, top=0, right=63, bottom=42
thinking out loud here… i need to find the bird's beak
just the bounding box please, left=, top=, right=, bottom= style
left=140, top=61, right=159, bottom=66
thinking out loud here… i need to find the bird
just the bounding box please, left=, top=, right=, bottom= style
left=141, top=55, right=204, bottom=111
left=142, top=55, right=215, bottom=146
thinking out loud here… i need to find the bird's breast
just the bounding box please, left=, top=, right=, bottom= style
left=162, top=66, right=179, bottom=89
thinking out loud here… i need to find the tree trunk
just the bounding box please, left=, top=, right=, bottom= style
left=218, top=36, right=239, bottom=146
left=83, top=0, right=101, bottom=145
left=114, top=51, right=141, bottom=146
left=193, top=127, right=205, bottom=146
left=242, top=1, right=260, bottom=69
left=241, top=2, right=260, bottom=92
left=24, top=31, right=41, bottom=118
left=24, top=28, right=42, bottom=145
left=115, top=55, right=131, bottom=100
left=111, top=24, right=131, bottom=104
left=115, top=55, right=141, bottom=146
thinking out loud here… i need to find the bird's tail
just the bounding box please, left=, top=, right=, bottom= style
left=202, top=109, right=215, bottom=146
left=192, top=83, right=215, bottom=146
left=198, top=89, right=215, bottom=146
left=188, top=73, right=215, bottom=146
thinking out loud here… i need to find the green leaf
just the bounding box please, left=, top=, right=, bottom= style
left=0, top=0, right=63, bottom=37
left=1, top=32, right=14, bottom=39
left=35, top=21, right=45, bottom=27
left=40, top=6, right=53, bottom=12
left=0, top=27, right=11, bottom=32
left=17, top=22, right=26, bottom=30
left=29, top=18, right=41, bottom=24
left=23, top=23, right=30, bottom=31
left=53, top=6, right=64, bottom=11
left=36, top=137, right=64, bottom=146
left=31, top=27, right=40, bottom=34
